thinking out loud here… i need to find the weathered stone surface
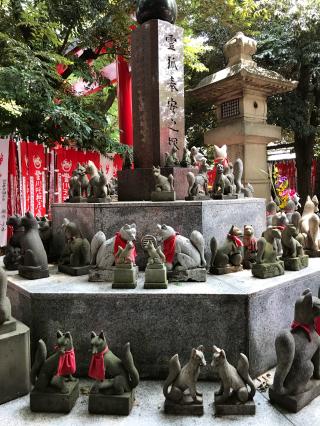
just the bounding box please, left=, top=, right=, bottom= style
left=167, top=268, right=206, bottom=282
left=151, top=191, right=176, bottom=202
left=164, top=398, right=204, bottom=415
left=252, top=262, right=284, bottom=279
left=66, top=196, right=87, bottom=203
left=112, top=265, right=138, bottom=289
left=87, top=196, right=111, bottom=203
left=210, top=265, right=243, bottom=275
left=88, top=267, right=114, bottom=282
left=214, top=394, right=256, bottom=415
left=52, top=199, right=265, bottom=268
left=88, top=388, right=134, bottom=415
left=0, top=320, right=30, bottom=405
left=58, top=264, right=90, bottom=276
left=211, top=194, right=240, bottom=200
left=283, top=255, right=309, bottom=271
left=144, top=264, right=168, bottom=288
left=269, top=380, right=320, bottom=412
left=0, top=318, right=16, bottom=334
left=30, top=380, right=79, bottom=413
left=8, top=259, right=320, bottom=379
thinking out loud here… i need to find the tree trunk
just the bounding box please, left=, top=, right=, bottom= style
left=294, top=133, right=315, bottom=208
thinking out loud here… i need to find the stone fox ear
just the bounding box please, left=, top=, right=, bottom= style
left=302, top=288, right=312, bottom=296
left=99, top=331, right=105, bottom=340
left=157, top=224, right=162, bottom=230
left=302, top=291, right=313, bottom=311
left=57, top=330, right=63, bottom=338
left=197, top=345, right=205, bottom=352
left=91, top=331, right=97, bottom=339
left=131, top=223, right=136, bottom=229
left=65, top=332, right=71, bottom=339
left=212, top=345, right=219, bottom=353
left=191, top=348, right=197, bottom=358
left=220, top=349, right=226, bottom=359
left=229, top=225, right=235, bottom=233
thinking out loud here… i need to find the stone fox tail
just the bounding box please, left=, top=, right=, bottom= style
left=210, top=236, right=218, bottom=268
left=237, top=354, right=256, bottom=399
left=30, top=339, right=48, bottom=386
left=163, top=354, right=181, bottom=400
left=190, top=231, right=206, bottom=267
left=122, top=342, right=140, bottom=389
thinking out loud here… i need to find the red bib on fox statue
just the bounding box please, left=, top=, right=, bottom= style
left=114, top=232, right=137, bottom=263
left=88, top=347, right=109, bottom=381
left=56, top=349, right=76, bottom=376
left=163, top=233, right=179, bottom=263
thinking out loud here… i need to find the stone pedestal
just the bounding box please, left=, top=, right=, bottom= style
left=18, top=265, right=49, bottom=280
left=151, top=191, right=176, bottom=202
left=214, top=394, right=256, bottom=415
left=252, top=261, right=285, bottom=279
left=58, top=264, right=90, bottom=276
left=144, top=264, right=168, bottom=289
left=164, top=397, right=204, bottom=415
left=30, top=380, right=79, bottom=413
left=112, top=264, right=138, bottom=289
left=167, top=268, right=206, bottom=282
left=88, top=388, right=134, bottom=415
left=269, top=380, right=320, bottom=413
left=118, top=167, right=194, bottom=201
left=88, top=267, right=114, bottom=282
left=210, top=265, right=243, bottom=275
left=283, top=255, right=309, bottom=271
left=0, top=318, right=30, bottom=405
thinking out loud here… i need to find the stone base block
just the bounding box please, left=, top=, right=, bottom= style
left=210, top=264, right=243, bottom=275
left=164, top=398, right=204, bottom=415
left=305, top=249, right=320, bottom=258
left=66, top=196, right=87, bottom=203
left=167, top=268, right=206, bottom=282
left=211, top=194, right=239, bottom=200
left=0, top=318, right=17, bottom=334
left=151, top=191, right=176, bottom=202
left=118, top=167, right=196, bottom=201
left=269, top=380, right=320, bottom=412
left=144, top=264, right=168, bottom=288
left=214, top=395, right=256, bottom=415
left=58, top=264, right=90, bottom=276
left=185, top=195, right=210, bottom=201
left=88, top=267, right=114, bottom=282
left=252, top=261, right=284, bottom=279
left=88, top=388, right=134, bottom=415
left=112, top=265, right=138, bottom=289
left=0, top=320, right=30, bottom=405
left=87, top=197, right=111, bottom=203
left=18, top=266, right=49, bottom=280
left=30, top=380, right=79, bottom=413
left=283, top=255, right=309, bottom=271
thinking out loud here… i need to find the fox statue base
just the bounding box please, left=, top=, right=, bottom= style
left=18, top=265, right=49, bottom=280
left=30, top=380, right=79, bottom=413
left=89, top=267, right=114, bottom=282
left=211, top=194, right=240, bottom=200
left=164, top=396, right=204, bottom=415
left=87, top=196, right=111, bottom=203
left=305, top=249, right=320, bottom=258
left=0, top=318, right=16, bottom=334
left=210, top=264, right=243, bottom=275
left=214, top=393, right=256, bottom=415
left=252, top=261, right=285, bottom=279
left=167, top=267, right=206, bottom=283
left=112, top=264, right=138, bottom=289
left=66, top=196, right=87, bottom=203
left=283, top=255, right=309, bottom=271
left=88, top=388, right=135, bottom=416
left=58, top=264, right=90, bottom=276
left=269, top=380, right=320, bottom=413
left=144, top=264, right=168, bottom=289
left=151, top=191, right=176, bottom=202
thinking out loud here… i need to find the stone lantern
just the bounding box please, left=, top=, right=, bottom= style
left=189, top=32, right=298, bottom=198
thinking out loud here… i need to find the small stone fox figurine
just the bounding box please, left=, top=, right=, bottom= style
left=0, top=267, right=11, bottom=325
left=163, top=346, right=206, bottom=404
left=88, top=331, right=139, bottom=395
left=272, top=289, right=320, bottom=396
left=31, top=331, right=76, bottom=393
left=212, top=346, right=255, bottom=403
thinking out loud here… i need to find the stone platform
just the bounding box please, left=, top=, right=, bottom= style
left=51, top=198, right=265, bottom=267
left=6, top=259, right=320, bottom=380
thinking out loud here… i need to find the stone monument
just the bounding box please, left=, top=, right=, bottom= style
left=0, top=267, right=30, bottom=404
left=88, top=331, right=139, bottom=415
left=118, top=0, right=196, bottom=200
left=211, top=345, right=256, bottom=415
left=269, top=289, right=320, bottom=412
left=163, top=346, right=206, bottom=415
left=30, top=330, right=79, bottom=413
left=189, top=32, right=298, bottom=198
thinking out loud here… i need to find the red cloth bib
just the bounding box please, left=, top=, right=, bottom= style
left=314, top=317, right=320, bottom=335
left=227, top=234, right=244, bottom=248
left=243, top=235, right=258, bottom=252
left=163, top=233, right=178, bottom=263
left=56, top=349, right=76, bottom=376
left=114, top=232, right=136, bottom=262
left=291, top=320, right=312, bottom=341
left=88, top=347, right=109, bottom=381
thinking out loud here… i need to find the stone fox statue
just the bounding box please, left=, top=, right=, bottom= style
left=4, top=214, right=23, bottom=270
left=0, top=267, right=11, bottom=325
left=153, top=166, right=174, bottom=192
left=163, top=346, right=206, bottom=404
left=88, top=331, right=139, bottom=395
left=210, top=225, right=243, bottom=270
left=272, top=289, right=320, bottom=396
left=156, top=224, right=206, bottom=271
left=31, top=331, right=76, bottom=393
left=90, top=224, right=137, bottom=269
left=212, top=346, right=255, bottom=403
left=299, top=195, right=320, bottom=251
left=19, top=212, right=49, bottom=277
left=60, top=218, right=90, bottom=267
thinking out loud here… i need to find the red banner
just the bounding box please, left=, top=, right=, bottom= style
left=20, top=141, right=30, bottom=213
left=7, top=140, right=21, bottom=234
left=28, top=142, right=46, bottom=217
left=56, top=148, right=80, bottom=202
